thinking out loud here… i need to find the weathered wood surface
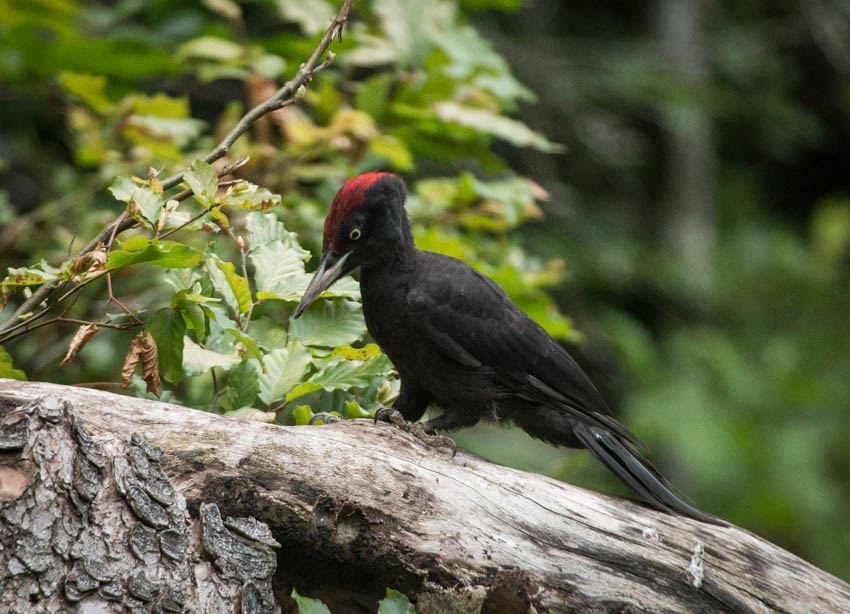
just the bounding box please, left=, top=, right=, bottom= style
left=1, top=379, right=848, bottom=613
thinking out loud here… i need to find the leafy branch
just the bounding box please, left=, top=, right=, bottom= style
left=0, top=0, right=356, bottom=335
left=0, top=158, right=250, bottom=345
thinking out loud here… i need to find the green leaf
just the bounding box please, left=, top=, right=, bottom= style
left=107, top=237, right=205, bottom=270
left=355, top=73, right=394, bottom=121
left=244, top=211, right=311, bottom=296
left=257, top=276, right=361, bottom=303
left=127, top=92, right=190, bottom=118
left=332, top=344, right=383, bottom=360
left=225, top=328, right=262, bottom=361
left=292, top=405, right=314, bottom=425
left=285, top=381, right=323, bottom=403
left=434, top=102, right=564, bottom=153
left=208, top=206, right=230, bottom=229
left=174, top=296, right=206, bottom=338
left=2, top=267, right=56, bottom=288
left=310, top=354, right=394, bottom=392
left=148, top=308, right=187, bottom=384
left=258, top=342, right=312, bottom=404
left=289, top=299, right=367, bottom=347
left=224, top=183, right=281, bottom=211
left=369, top=135, right=414, bottom=170
left=0, top=346, right=27, bottom=381
left=126, top=116, right=205, bottom=147
left=108, top=177, right=166, bottom=226
left=344, top=400, right=370, bottom=419
left=183, top=293, right=221, bottom=303
left=317, top=276, right=362, bottom=300
left=182, top=337, right=241, bottom=376
left=245, top=212, right=310, bottom=255
left=184, top=159, right=218, bottom=203
left=276, top=0, right=335, bottom=36
left=206, top=257, right=252, bottom=315
left=131, top=185, right=166, bottom=226
left=179, top=36, right=244, bottom=61
left=228, top=360, right=260, bottom=409
left=378, top=588, right=416, bottom=614
left=59, top=71, right=113, bottom=114
left=201, top=302, right=238, bottom=328
left=247, top=317, right=288, bottom=349
left=250, top=242, right=311, bottom=301
left=108, top=176, right=138, bottom=203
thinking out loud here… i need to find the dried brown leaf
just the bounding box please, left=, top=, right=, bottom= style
left=59, top=323, right=99, bottom=366
left=121, top=335, right=143, bottom=389
left=70, top=250, right=108, bottom=275
left=0, top=286, right=12, bottom=312
left=121, top=331, right=160, bottom=396
left=139, top=331, right=161, bottom=397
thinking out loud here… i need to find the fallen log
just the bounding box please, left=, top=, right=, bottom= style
left=1, top=379, right=848, bottom=613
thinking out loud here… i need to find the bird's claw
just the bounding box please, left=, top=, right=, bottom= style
left=373, top=406, right=403, bottom=425
left=308, top=412, right=342, bottom=425
left=372, top=408, right=457, bottom=457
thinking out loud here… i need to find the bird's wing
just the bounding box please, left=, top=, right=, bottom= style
left=409, top=252, right=644, bottom=447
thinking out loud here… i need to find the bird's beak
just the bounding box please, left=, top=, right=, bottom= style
left=294, top=250, right=352, bottom=319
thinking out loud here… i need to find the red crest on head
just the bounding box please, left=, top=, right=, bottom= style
left=324, top=172, right=390, bottom=248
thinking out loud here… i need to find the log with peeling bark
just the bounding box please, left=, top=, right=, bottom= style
left=1, top=379, right=848, bottom=614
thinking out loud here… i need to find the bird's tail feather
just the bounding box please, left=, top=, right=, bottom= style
left=573, top=424, right=726, bottom=525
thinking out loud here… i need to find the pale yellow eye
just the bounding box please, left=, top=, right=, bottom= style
left=349, top=228, right=362, bottom=240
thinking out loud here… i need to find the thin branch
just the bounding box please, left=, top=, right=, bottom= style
left=56, top=317, right=137, bottom=330
left=0, top=311, right=137, bottom=345
left=103, top=211, right=139, bottom=320
left=0, top=0, right=355, bottom=334
left=237, top=236, right=255, bottom=333
left=0, top=271, right=103, bottom=343
left=159, top=157, right=251, bottom=240
left=0, top=157, right=251, bottom=342
left=159, top=0, right=355, bottom=192
left=0, top=216, right=137, bottom=334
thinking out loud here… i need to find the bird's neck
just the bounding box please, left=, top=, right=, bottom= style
left=362, top=209, right=417, bottom=272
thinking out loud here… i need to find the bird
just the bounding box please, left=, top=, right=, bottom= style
left=294, top=171, right=722, bottom=524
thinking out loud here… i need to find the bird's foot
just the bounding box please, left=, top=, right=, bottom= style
left=308, top=412, right=342, bottom=425
left=373, top=408, right=457, bottom=457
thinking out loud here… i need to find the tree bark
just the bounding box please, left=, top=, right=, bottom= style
left=654, top=0, right=716, bottom=291
left=1, top=379, right=848, bottom=614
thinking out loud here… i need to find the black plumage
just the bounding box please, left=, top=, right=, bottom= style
left=295, top=172, right=721, bottom=524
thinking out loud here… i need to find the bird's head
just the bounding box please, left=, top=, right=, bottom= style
left=294, top=172, right=410, bottom=318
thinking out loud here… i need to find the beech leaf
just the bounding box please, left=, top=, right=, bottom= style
left=59, top=323, right=100, bottom=366
left=122, top=331, right=161, bottom=396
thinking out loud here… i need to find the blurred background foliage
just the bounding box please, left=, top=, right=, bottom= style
left=1, top=0, right=848, bottom=583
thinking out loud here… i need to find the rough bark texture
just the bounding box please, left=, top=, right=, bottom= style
left=1, top=379, right=848, bottom=614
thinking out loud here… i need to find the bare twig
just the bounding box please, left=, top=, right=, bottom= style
left=57, top=317, right=136, bottom=330
left=236, top=235, right=255, bottom=332
left=0, top=312, right=137, bottom=345
left=0, top=0, right=356, bottom=335
left=0, top=216, right=137, bottom=335
left=103, top=211, right=139, bottom=320
left=158, top=0, right=355, bottom=192
left=159, top=157, right=251, bottom=240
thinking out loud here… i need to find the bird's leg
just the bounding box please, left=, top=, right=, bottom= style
left=373, top=408, right=457, bottom=457
left=421, top=409, right=481, bottom=432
